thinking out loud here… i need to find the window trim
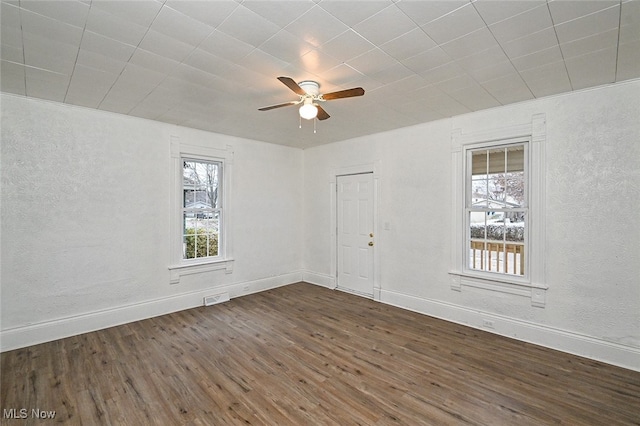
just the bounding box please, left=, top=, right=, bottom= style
left=168, top=136, right=234, bottom=284
left=450, top=114, right=547, bottom=307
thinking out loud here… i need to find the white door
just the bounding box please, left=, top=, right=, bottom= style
left=337, top=173, right=374, bottom=296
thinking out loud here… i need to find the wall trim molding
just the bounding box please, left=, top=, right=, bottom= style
left=450, top=113, right=548, bottom=306
left=301, top=270, right=336, bottom=289
left=0, top=272, right=302, bottom=352
left=377, top=288, right=640, bottom=372
left=169, top=137, right=235, bottom=285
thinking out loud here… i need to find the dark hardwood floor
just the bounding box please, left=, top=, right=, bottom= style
left=2, top=282, right=639, bottom=425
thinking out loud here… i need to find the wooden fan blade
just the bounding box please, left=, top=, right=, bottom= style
left=277, top=76, right=306, bottom=96
left=316, top=105, right=330, bottom=120
left=258, top=101, right=299, bottom=111
left=322, top=87, right=365, bottom=101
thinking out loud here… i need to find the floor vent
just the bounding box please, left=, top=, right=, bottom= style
left=204, top=293, right=230, bottom=306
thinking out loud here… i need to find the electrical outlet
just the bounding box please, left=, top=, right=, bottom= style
left=482, top=319, right=495, bottom=329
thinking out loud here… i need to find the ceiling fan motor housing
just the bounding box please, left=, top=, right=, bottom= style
left=298, top=80, right=320, bottom=96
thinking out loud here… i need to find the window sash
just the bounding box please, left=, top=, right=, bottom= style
left=464, top=142, right=529, bottom=278
left=182, top=158, right=223, bottom=261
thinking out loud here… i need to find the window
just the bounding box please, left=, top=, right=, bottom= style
left=450, top=114, right=547, bottom=306
left=182, top=159, right=222, bottom=260
left=466, top=143, right=527, bottom=277
left=169, top=138, right=234, bottom=284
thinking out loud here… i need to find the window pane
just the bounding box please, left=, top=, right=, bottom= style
left=471, top=151, right=488, bottom=207
left=506, top=145, right=524, bottom=172
left=183, top=211, right=220, bottom=259
left=487, top=220, right=504, bottom=242
left=471, top=178, right=488, bottom=207
left=183, top=161, right=196, bottom=208
left=505, top=146, right=525, bottom=208
left=505, top=212, right=525, bottom=243
left=471, top=150, right=488, bottom=175
left=183, top=160, right=221, bottom=210
left=469, top=211, right=525, bottom=275
left=504, top=171, right=524, bottom=208
left=487, top=148, right=506, bottom=205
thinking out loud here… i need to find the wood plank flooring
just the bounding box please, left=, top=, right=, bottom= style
left=2, top=282, right=639, bottom=425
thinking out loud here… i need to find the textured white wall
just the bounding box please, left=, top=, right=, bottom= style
left=1, top=95, right=303, bottom=346
left=303, top=80, right=640, bottom=370
left=2, top=80, right=639, bottom=369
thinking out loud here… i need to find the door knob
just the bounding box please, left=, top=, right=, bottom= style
left=368, top=241, right=374, bottom=246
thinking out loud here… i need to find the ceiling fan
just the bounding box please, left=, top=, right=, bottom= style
left=259, top=76, right=365, bottom=121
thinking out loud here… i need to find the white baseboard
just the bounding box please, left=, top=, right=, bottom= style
left=301, top=270, right=336, bottom=289
left=378, top=288, right=640, bottom=372
left=0, top=272, right=302, bottom=352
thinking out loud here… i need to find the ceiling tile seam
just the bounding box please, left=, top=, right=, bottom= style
left=390, top=1, right=441, bottom=50
left=17, top=3, right=80, bottom=97
left=614, top=1, right=623, bottom=81
left=473, top=0, right=545, bottom=27
left=88, top=0, right=210, bottom=114
left=63, top=1, right=93, bottom=104
left=17, top=1, right=26, bottom=93
left=93, top=1, right=167, bottom=112
left=218, top=4, right=301, bottom=79
left=315, top=1, right=371, bottom=28
left=254, top=27, right=319, bottom=71
left=278, top=3, right=322, bottom=47
left=552, top=1, right=622, bottom=27
left=2, top=59, right=69, bottom=76
left=416, top=1, right=506, bottom=108
left=468, top=0, right=536, bottom=101
left=417, top=0, right=473, bottom=26
left=329, top=28, right=395, bottom=86
left=346, top=47, right=418, bottom=92
left=384, top=6, right=462, bottom=94
left=391, top=0, right=511, bottom=104
left=323, top=27, right=377, bottom=61
left=102, top=1, right=224, bottom=117
left=545, top=0, right=574, bottom=91
left=17, top=4, right=34, bottom=97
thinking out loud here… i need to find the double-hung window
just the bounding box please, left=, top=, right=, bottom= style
left=182, top=158, right=222, bottom=260
left=466, top=143, right=528, bottom=277
left=169, top=139, right=233, bottom=284
left=450, top=114, right=547, bottom=306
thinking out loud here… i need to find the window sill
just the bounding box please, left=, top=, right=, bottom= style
left=168, top=258, right=234, bottom=285
left=449, top=270, right=547, bottom=307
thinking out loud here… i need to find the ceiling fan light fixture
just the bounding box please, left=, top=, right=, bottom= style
left=299, top=101, right=318, bottom=120
left=259, top=77, right=364, bottom=124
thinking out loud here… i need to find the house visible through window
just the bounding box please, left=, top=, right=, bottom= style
left=182, top=158, right=222, bottom=260
left=466, top=143, right=527, bottom=276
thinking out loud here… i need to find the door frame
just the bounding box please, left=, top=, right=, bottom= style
left=330, top=161, right=381, bottom=301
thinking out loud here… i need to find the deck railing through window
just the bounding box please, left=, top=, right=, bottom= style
left=470, top=240, right=524, bottom=275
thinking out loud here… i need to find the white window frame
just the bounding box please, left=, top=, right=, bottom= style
left=168, top=136, right=234, bottom=284
left=465, top=139, right=529, bottom=280
left=450, top=114, right=547, bottom=307
left=182, top=157, right=223, bottom=261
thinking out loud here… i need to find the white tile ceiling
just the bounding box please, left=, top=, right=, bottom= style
left=1, top=0, right=639, bottom=148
